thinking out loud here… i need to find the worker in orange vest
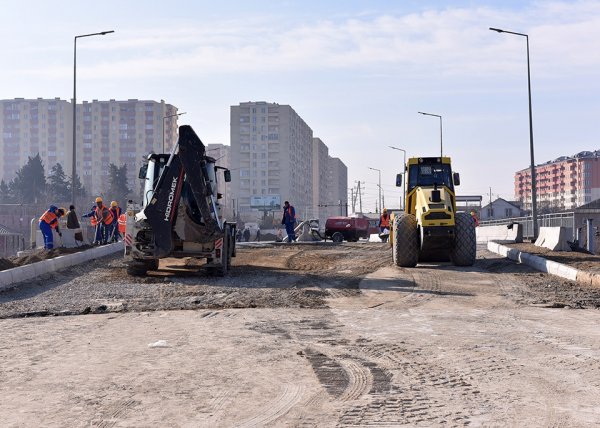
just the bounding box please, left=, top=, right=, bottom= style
left=109, top=201, right=122, bottom=242
left=82, top=197, right=114, bottom=245
left=39, top=206, right=65, bottom=249
left=378, top=208, right=391, bottom=243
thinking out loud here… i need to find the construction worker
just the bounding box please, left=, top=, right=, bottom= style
left=82, top=197, right=114, bottom=245
left=66, top=205, right=83, bottom=244
left=39, top=205, right=63, bottom=250
left=379, top=208, right=391, bottom=243
left=282, top=200, right=296, bottom=242
left=470, top=210, right=480, bottom=227
left=109, top=201, right=122, bottom=242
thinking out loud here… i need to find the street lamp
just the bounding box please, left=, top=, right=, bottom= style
left=163, top=112, right=187, bottom=152
left=389, top=146, right=407, bottom=209
left=418, top=111, right=443, bottom=157
left=368, top=167, right=382, bottom=213
left=72, top=30, right=114, bottom=204
left=489, top=26, right=538, bottom=239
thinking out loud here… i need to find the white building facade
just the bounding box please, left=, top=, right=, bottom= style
left=230, top=102, right=314, bottom=222
left=0, top=98, right=180, bottom=200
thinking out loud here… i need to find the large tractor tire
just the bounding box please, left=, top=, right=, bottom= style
left=450, top=212, right=476, bottom=266
left=392, top=214, right=419, bottom=267
left=126, top=260, right=150, bottom=276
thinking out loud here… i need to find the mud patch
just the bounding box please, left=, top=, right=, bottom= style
left=0, top=258, right=16, bottom=272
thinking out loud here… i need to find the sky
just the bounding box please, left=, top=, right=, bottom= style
left=2, top=0, right=600, bottom=211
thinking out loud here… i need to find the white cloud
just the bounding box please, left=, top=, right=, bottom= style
left=8, top=1, right=599, bottom=88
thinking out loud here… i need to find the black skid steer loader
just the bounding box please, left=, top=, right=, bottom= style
left=124, top=125, right=236, bottom=276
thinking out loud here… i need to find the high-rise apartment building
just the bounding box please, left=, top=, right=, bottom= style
left=0, top=98, right=179, bottom=199
left=515, top=150, right=600, bottom=211
left=76, top=99, right=178, bottom=197
left=206, top=143, right=232, bottom=219
left=326, top=157, right=348, bottom=218
left=0, top=98, right=72, bottom=181
left=312, top=138, right=329, bottom=222
left=230, top=102, right=313, bottom=222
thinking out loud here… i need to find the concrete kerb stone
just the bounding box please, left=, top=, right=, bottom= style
left=487, top=241, right=583, bottom=284
left=0, top=241, right=125, bottom=292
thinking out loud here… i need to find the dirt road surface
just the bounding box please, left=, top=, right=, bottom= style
left=2, top=242, right=600, bottom=426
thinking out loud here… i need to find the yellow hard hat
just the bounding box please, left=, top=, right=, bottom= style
left=383, top=208, right=387, bottom=212
left=58, top=207, right=66, bottom=216
left=95, top=197, right=103, bottom=203
left=111, top=201, right=118, bottom=207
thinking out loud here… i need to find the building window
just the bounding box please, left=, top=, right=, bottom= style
left=487, top=208, right=494, bottom=217
left=505, top=208, right=513, bottom=217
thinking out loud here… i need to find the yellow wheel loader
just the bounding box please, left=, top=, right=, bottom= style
left=391, top=157, right=476, bottom=267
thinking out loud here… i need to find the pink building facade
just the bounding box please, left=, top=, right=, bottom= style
left=515, top=151, right=600, bottom=212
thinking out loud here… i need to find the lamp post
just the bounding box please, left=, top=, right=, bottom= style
left=418, top=111, right=443, bottom=157
left=389, top=146, right=407, bottom=209
left=163, top=112, right=187, bottom=152
left=72, top=30, right=114, bottom=204
left=368, top=167, right=382, bottom=213
left=489, top=27, right=538, bottom=239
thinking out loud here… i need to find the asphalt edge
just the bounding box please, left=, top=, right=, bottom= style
left=0, top=242, right=124, bottom=292
left=487, top=241, right=600, bottom=287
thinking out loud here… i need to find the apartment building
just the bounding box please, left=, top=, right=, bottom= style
left=515, top=150, right=600, bottom=211
left=0, top=98, right=72, bottom=181
left=0, top=98, right=179, bottom=199
left=312, top=138, right=329, bottom=222
left=206, top=143, right=232, bottom=219
left=77, top=99, right=178, bottom=197
left=325, top=157, right=348, bottom=218
left=230, top=102, right=313, bottom=222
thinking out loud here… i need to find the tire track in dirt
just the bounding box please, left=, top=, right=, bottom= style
left=235, top=383, right=304, bottom=428
left=95, top=398, right=140, bottom=428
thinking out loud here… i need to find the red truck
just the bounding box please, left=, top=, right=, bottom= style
left=324, top=216, right=370, bottom=242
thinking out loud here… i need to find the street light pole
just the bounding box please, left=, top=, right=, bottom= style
left=368, top=167, right=382, bottom=213
left=163, top=112, right=187, bottom=152
left=418, top=111, right=443, bottom=157
left=72, top=30, right=114, bottom=204
left=389, top=146, right=407, bottom=209
left=490, top=27, right=538, bottom=239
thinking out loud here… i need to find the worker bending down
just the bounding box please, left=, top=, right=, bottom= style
left=82, top=197, right=114, bottom=245
left=39, top=206, right=65, bottom=249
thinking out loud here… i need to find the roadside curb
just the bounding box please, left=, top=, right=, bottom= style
left=486, top=241, right=600, bottom=286
left=0, top=242, right=124, bottom=292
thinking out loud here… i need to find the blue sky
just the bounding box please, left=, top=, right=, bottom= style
left=2, top=1, right=600, bottom=210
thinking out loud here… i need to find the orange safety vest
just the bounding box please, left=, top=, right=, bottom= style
left=91, top=206, right=114, bottom=226
left=39, top=210, right=59, bottom=228
left=118, top=213, right=127, bottom=233
left=380, top=214, right=390, bottom=228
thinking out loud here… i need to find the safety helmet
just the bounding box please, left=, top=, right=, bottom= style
left=95, top=197, right=103, bottom=203
left=383, top=208, right=388, bottom=213
left=111, top=201, right=118, bottom=207
left=57, top=208, right=66, bottom=216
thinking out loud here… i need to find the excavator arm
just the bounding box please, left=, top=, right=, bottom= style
left=142, top=125, right=224, bottom=258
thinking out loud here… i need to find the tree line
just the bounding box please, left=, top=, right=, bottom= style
left=0, top=154, right=132, bottom=206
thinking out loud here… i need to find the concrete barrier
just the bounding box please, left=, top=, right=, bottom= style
left=476, top=223, right=523, bottom=244
left=0, top=242, right=124, bottom=292
left=535, top=226, right=572, bottom=251
left=487, top=241, right=579, bottom=282
left=35, top=228, right=89, bottom=249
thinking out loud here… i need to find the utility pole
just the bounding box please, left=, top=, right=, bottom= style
left=357, top=181, right=363, bottom=213
left=350, top=188, right=355, bottom=214
left=489, top=187, right=493, bottom=218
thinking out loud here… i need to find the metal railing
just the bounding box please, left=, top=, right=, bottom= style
left=479, top=212, right=574, bottom=239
